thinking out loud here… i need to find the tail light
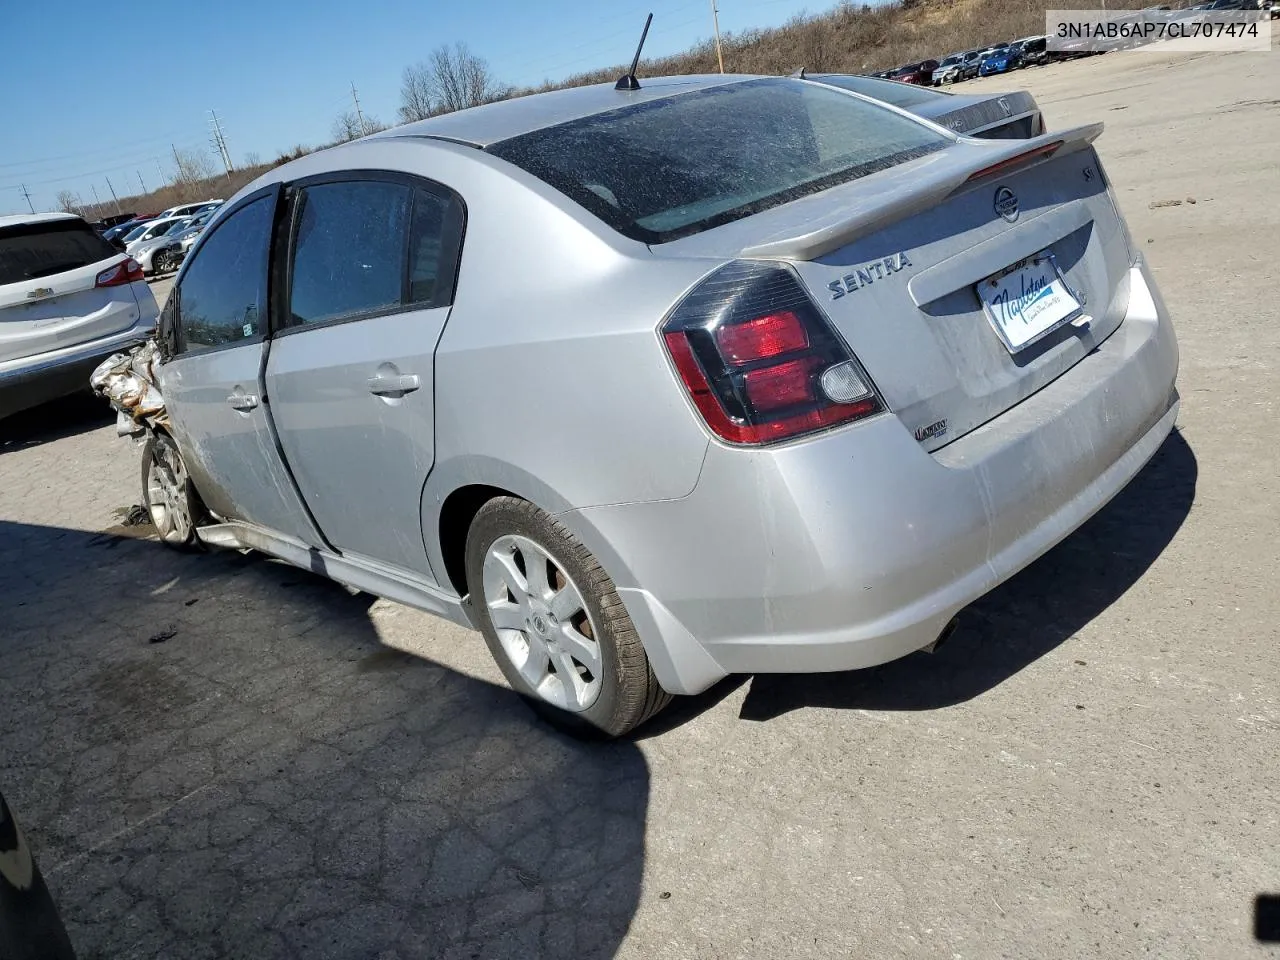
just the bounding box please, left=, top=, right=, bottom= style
left=661, top=261, right=883, bottom=445
left=964, top=140, right=1063, bottom=182
left=95, top=258, right=144, bottom=287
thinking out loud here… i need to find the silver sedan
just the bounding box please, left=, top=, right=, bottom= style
left=99, top=74, right=1179, bottom=736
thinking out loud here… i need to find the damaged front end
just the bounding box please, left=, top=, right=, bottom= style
left=89, top=340, right=167, bottom=439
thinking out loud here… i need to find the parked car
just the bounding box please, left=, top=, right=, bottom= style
left=809, top=73, right=1045, bottom=139
left=0, top=213, right=158, bottom=419
left=979, top=46, right=1022, bottom=76
left=134, top=209, right=217, bottom=276
left=932, top=53, right=969, bottom=85
left=155, top=199, right=222, bottom=220
left=887, top=59, right=939, bottom=85
left=1014, top=35, right=1050, bottom=67
left=94, top=212, right=136, bottom=233
left=99, top=74, right=1178, bottom=737
left=123, top=216, right=191, bottom=256
left=103, top=214, right=157, bottom=247
left=0, top=790, right=76, bottom=960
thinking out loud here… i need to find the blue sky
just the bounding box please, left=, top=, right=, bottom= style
left=0, top=0, right=824, bottom=216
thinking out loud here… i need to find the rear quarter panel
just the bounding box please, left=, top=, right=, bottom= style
left=414, top=144, right=716, bottom=561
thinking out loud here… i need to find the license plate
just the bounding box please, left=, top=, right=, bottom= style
left=977, top=251, right=1083, bottom=353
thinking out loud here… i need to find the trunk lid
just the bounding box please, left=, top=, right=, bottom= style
left=659, top=127, right=1134, bottom=451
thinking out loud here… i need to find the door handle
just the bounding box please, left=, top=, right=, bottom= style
left=367, top=373, right=421, bottom=396
left=227, top=393, right=259, bottom=411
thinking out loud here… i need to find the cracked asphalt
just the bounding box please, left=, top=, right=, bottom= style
left=1, top=51, right=1277, bottom=959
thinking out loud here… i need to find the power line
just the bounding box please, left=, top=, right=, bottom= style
left=0, top=130, right=204, bottom=173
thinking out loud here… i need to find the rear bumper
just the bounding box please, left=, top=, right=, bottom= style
left=564, top=259, right=1179, bottom=695
left=0, top=312, right=156, bottom=420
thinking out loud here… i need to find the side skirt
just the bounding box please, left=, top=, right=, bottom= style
left=197, top=521, right=474, bottom=629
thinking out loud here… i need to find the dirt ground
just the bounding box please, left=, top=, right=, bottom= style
left=1, top=50, right=1277, bottom=960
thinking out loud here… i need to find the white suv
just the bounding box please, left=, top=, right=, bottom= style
left=0, top=213, right=159, bottom=419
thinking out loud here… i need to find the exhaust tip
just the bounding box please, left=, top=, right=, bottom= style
left=920, top=616, right=961, bottom=655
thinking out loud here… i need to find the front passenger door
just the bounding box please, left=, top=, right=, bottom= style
left=157, top=190, right=323, bottom=545
left=265, top=176, right=465, bottom=580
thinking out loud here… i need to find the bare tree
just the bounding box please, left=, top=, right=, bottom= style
left=399, top=62, right=436, bottom=122
left=55, top=190, right=80, bottom=214
left=172, top=147, right=215, bottom=184
left=243, top=151, right=262, bottom=168
left=399, top=42, right=500, bottom=121
left=331, top=111, right=387, bottom=143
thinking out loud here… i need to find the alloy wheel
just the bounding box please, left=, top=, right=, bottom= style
left=146, top=441, right=193, bottom=544
left=481, top=535, right=603, bottom=712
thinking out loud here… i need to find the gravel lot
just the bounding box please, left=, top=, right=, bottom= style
left=2, top=50, right=1277, bottom=960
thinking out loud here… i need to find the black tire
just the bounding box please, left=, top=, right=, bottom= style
left=141, top=432, right=205, bottom=550
left=464, top=497, right=671, bottom=737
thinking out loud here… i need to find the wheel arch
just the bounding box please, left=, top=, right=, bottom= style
left=424, top=456, right=578, bottom=599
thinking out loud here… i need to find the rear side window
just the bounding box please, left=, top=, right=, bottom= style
left=489, top=77, right=948, bottom=244
left=0, top=219, right=117, bottom=285
left=289, top=180, right=410, bottom=325
left=176, top=197, right=273, bottom=351
left=408, top=187, right=462, bottom=307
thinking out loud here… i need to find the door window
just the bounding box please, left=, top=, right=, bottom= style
left=175, top=195, right=273, bottom=352
left=408, top=187, right=460, bottom=307
left=288, top=181, right=411, bottom=325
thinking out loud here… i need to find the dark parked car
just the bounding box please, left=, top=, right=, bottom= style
left=1015, top=36, right=1050, bottom=67
left=809, top=73, right=1045, bottom=139
left=887, top=58, right=939, bottom=85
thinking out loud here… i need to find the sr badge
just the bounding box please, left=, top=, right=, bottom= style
left=828, top=251, right=913, bottom=300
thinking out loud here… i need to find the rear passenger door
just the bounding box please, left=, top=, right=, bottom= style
left=264, top=174, right=464, bottom=580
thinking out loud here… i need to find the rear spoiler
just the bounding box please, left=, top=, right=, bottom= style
left=738, top=123, right=1104, bottom=262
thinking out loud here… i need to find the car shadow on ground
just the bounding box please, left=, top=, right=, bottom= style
left=0, top=517, right=647, bottom=959
left=0, top=393, right=114, bottom=454
left=738, top=428, right=1198, bottom=721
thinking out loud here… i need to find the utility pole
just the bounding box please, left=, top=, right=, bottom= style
left=137, top=170, right=147, bottom=194
left=104, top=175, right=123, bottom=215
left=172, top=143, right=186, bottom=183
left=351, top=81, right=369, bottom=136
left=209, top=110, right=234, bottom=175
left=19, top=184, right=35, bottom=214
left=710, top=0, right=725, bottom=74
left=91, top=184, right=102, bottom=219
left=155, top=159, right=166, bottom=185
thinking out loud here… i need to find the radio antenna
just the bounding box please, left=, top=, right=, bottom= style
left=615, top=13, right=653, bottom=91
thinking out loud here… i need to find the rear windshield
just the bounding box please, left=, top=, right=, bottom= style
left=0, top=219, right=118, bottom=286
left=812, top=73, right=950, bottom=107
left=489, top=78, right=949, bottom=244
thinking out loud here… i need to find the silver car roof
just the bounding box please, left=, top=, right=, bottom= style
left=373, top=74, right=757, bottom=148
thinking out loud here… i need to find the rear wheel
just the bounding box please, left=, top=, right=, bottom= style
left=141, top=432, right=204, bottom=549
left=464, top=497, right=671, bottom=737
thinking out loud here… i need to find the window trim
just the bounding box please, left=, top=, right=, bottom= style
left=171, top=184, right=282, bottom=359
left=273, top=169, right=467, bottom=339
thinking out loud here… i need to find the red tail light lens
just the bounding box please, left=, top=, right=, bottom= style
left=965, top=141, right=1063, bottom=182
left=95, top=257, right=144, bottom=287
left=662, top=261, right=883, bottom=445
left=715, top=310, right=808, bottom=364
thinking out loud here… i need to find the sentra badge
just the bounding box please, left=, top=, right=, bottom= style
left=828, top=251, right=913, bottom=300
